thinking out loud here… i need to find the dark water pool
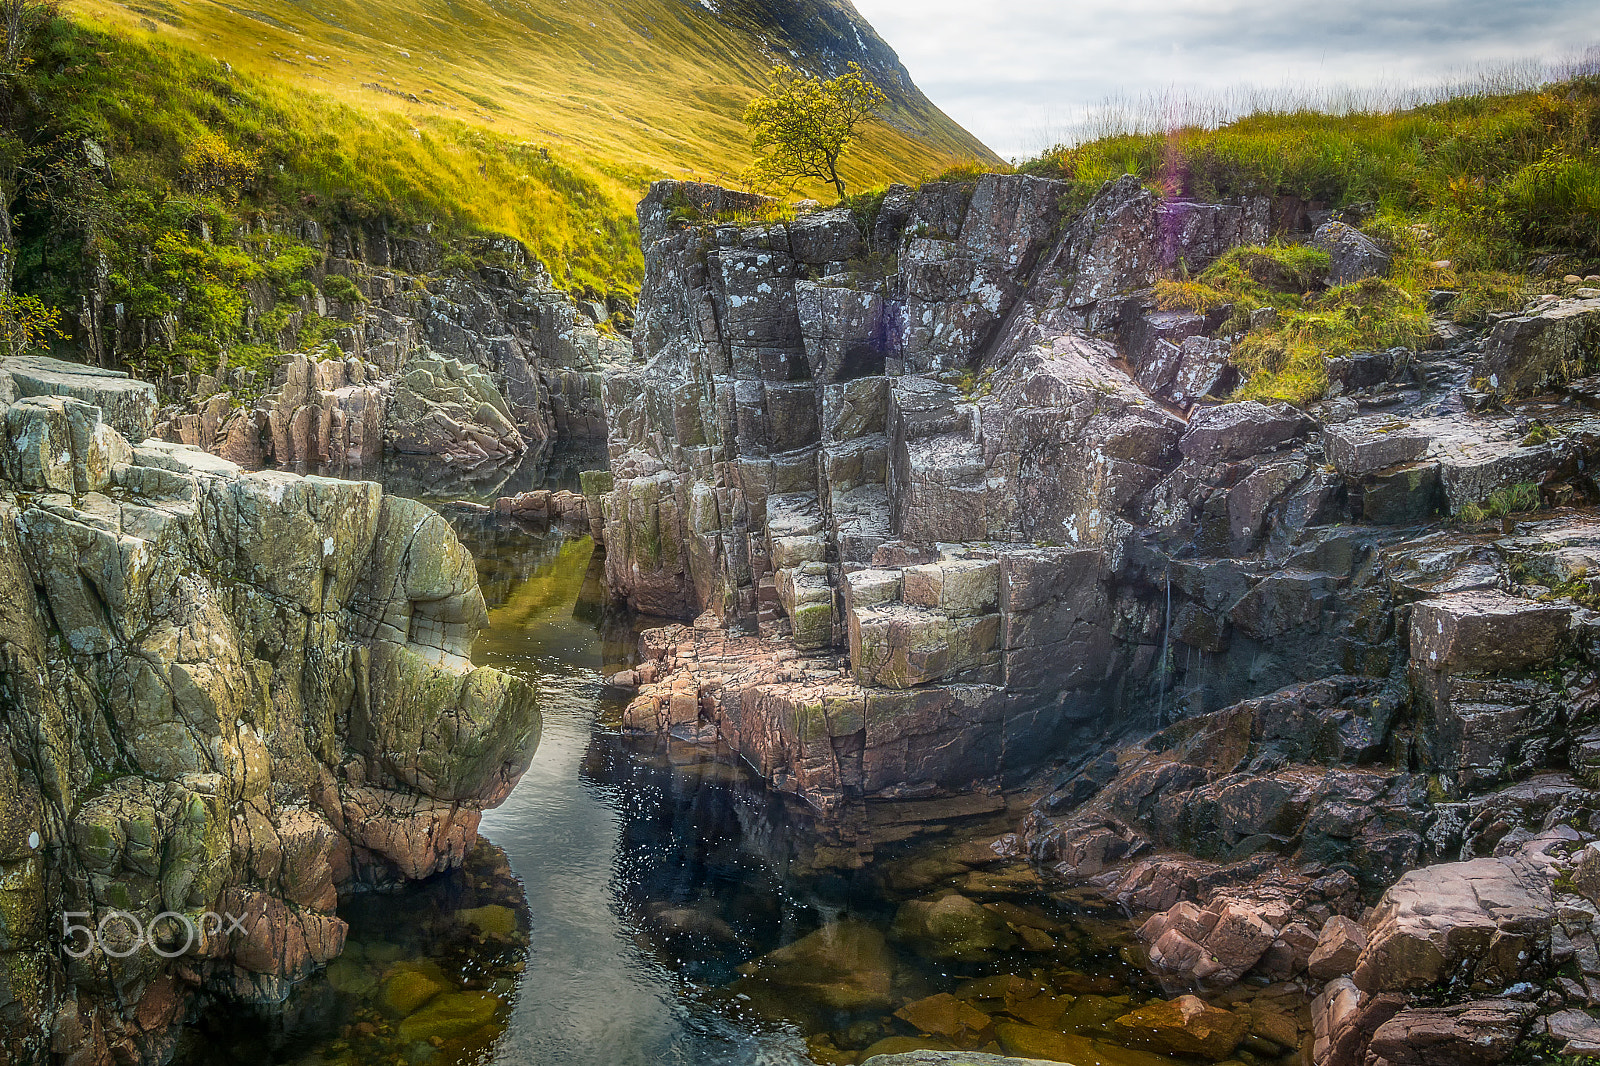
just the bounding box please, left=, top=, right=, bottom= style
left=175, top=451, right=1285, bottom=1066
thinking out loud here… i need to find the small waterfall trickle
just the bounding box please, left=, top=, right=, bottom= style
left=1157, top=565, right=1172, bottom=728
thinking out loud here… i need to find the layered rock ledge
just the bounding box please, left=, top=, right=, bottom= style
left=151, top=233, right=632, bottom=470
left=598, top=177, right=1600, bottom=1064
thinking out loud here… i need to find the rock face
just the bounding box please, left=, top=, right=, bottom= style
left=0, top=393, right=538, bottom=1064
left=601, top=177, right=1600, bottom=1066
left=154, top=233, right=630, bottom=470
left=1474, top=295, right=1600, bottom=401
left=604, top=175, right=1278, bottom=804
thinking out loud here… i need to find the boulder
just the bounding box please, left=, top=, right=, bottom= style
left=894, top=992, right=992, bottom=1040
left=1351, top=857, right=1554, bottom=993
left=1365, top=1000, right=1537, bottom=1066
left=891, top=893, right=1019, bottom=962
left=1474, top=296, right=1600, bottom=401
left=1547, top=1008, right=1600, bottom=1055
left=1324, top=418, right=1429, bottom=476
left=1311, top=221, right=1392, bottom=287
left=732, top=921, right=896, bottom=1012
left=1179, top=401, right=1311, bottom=464
left=1307, top=915, right=1368, bottom=980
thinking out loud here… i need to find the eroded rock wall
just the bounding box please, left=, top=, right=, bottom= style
left=0, top=363, right=537, bottom=1065
left=600, top=177, right=1329, bottom=804
left=603, top=180, right=1600, bottom=1064
left=154, top=233, right=631, bottom=471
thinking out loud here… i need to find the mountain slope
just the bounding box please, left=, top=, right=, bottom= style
left=69, top=0, right=998, bottom=188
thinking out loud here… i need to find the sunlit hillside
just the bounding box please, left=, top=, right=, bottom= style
left=69, top=0, right=996, bottom=189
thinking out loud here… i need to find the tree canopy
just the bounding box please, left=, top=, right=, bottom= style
left=743, top=62, right=886, bottom=200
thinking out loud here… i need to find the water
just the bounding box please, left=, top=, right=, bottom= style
left=174, top=449, right=1264, bottom=1066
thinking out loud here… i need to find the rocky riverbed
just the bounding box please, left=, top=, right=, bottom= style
left=6, top=169, right=1600, bottom=1066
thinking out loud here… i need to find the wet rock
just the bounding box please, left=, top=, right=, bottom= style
left=1306, top=916, right=1367, bottom=981
left=1475, top=296, right=1600, bottom=401
left=892, top=893, right=1019, bottom=962
left=1179, top=402, right=1311, bottom=464
left=1409, top=590, right=1572, bottom=674
left=1351, top=856, right=1554, bottom=993
left=861, top=1053, right=1062, bottom=1066
left=1365, top=999, right=1537, bottom=1066
left=860, top=1037, right=960, bottom=1059
left=1111, top=994, right=1247, bottom=1059
left=733, top=921, right=896, bottom=1012
left=379, top=964, right=450, bottom=1016
left=393, top=990, right=500, bottom=1044
left=894, top=992, right=992, bottom=1040
left=995, top=1023, right=1184, bottom=1066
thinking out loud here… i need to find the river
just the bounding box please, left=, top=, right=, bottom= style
left=173, top=451, right=1174, bottom=1066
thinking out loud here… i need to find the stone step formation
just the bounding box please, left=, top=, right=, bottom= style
left=599, top=176, right=1600, bottom=1065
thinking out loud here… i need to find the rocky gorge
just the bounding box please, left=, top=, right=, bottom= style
left=5, top=165, right=1600, bottom=1066
left=593, top=175, right=1600, bottom=1064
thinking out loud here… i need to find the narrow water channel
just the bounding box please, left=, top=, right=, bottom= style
left=176, top=452, right=1198, bottom=1066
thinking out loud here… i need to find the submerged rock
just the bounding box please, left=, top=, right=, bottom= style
left=1110, top=995, right=1247, bottom=1059
left=892, top=894, right=1020, bottom=962
left=732, top=921, right=897, bottom=1015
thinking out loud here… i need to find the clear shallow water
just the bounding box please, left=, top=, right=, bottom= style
left=176, top=450, right=1196, bottom=1066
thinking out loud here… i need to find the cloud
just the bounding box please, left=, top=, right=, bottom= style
left=853, top=0, right=1599, bottom=158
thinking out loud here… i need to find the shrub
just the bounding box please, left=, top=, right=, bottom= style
left=320, top=273, right=365, bottom=304
left=0, top=289, right=67, bottom=357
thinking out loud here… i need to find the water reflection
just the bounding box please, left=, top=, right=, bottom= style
left=301, top=439, right=606, bottom=505
left=178, top=501, right=1215, bottom=1066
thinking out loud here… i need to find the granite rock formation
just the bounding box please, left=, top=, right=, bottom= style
left=601, top=176, right=1600, bottom=1065
left=0, top=357, right=538, bottom=1065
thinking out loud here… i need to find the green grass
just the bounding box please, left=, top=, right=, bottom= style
left=9, top=0, right=997, bottom=376
left=67, top=0, right=995, bottom=201
left=1153, top=241, right=1431, bottom=405
left=1013, top=76, right=1600, bottom=403
left=1458, top=481, right=1542, bottom=523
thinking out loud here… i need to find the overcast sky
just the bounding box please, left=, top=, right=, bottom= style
left=851, top=0, right=1600, bottom=160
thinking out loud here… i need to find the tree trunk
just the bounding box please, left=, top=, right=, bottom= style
left=0, top=192, right=11, bottom=298
left=827, top=157, right=845, bottom=201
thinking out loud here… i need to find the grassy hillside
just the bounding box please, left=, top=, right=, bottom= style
left=68, top=0, right=994, bottom=191
left=6, top=0, right=995, bottom=375
left=1016, top=75, right=1600, bottom=403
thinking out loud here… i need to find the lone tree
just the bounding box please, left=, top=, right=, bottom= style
left=744, top=62, right=886, bottom=200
